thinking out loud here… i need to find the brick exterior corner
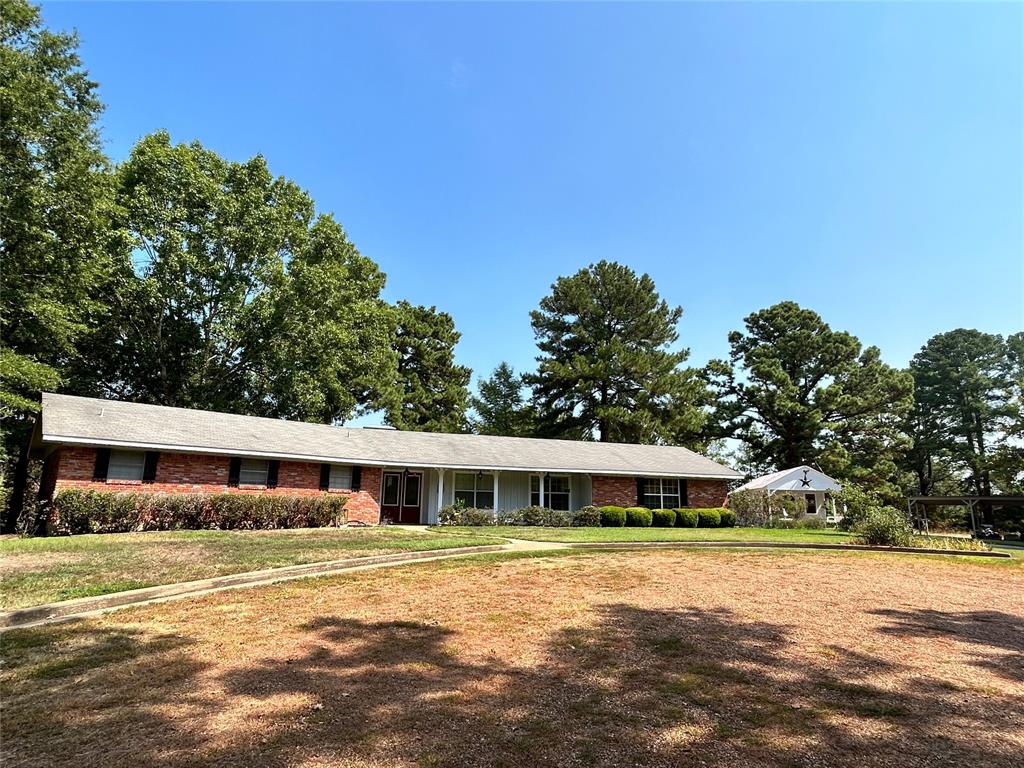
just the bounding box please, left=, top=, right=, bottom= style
left=591, top=474, right=730, bottom=509
left=49, top=446, right=381, bottom=526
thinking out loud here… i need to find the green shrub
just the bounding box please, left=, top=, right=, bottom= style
left=795, top=516, right=825, bottom=529
left=439, top=503, right=495, bottom=526
left=834, top=484, right=884, bottom=531
left=599, top=506, right=627, bottom=527
left=497, top=506, right=572, bottom=527
left=719, top=509, right=736, bottom=527
left=651, top=508, right=676, bottom=527
left=50, top=489, right=346, bottom=534
left=572, top=506, right=602, bottom=527
left=854, top=506, right=913, bottom=547
left=728, top=488, right=770, bottom=527
left=697, top=508, right=721, bottom=528
left=625, top=507, right=653, bottom=527
left=675, top=508, right=698, bottom=528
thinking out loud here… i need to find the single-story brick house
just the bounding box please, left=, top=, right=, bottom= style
left=32, top=393, right=742, bottom=525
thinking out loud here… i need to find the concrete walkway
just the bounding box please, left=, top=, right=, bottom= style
left=0, top=535, right=1007, bottom=632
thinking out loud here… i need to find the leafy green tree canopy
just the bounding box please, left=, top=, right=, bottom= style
left=0, top=0, right=113, bottom=420
left=1, top=0, right=116, bottom=530
left=528, top=260, right=706, bottom=445
left=706, top=301, right=913, bottom=495
left=78, top=131, right=399, bottom=424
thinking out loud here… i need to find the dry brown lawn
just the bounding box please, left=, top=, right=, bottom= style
left=2, top=549, right=1022, bottom=768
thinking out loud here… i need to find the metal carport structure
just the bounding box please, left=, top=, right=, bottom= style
left=907, top=496, right=1024, bottom=534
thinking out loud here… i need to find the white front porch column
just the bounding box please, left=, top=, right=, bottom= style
left=539, top=474, right=545, bottom=507
left=493, top=472, right=500, bottom=514
left=436, top=468, right=445, bottom=519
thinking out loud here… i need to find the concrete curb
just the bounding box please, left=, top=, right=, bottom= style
left=0, top=544, right=506, bottom=631
left=560, top=540, right=1011, bottom=557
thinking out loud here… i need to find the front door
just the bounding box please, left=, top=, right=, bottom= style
left=381, top=471, right=422, bottom=524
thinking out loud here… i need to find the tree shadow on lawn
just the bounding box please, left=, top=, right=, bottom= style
left=870, top=608, right=1024, bottom=683
left=4, top=606, right=1022, bottom=768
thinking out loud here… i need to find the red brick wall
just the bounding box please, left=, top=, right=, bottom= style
left=50, top=446, right=381, bottom=525
left=591, top=475, right=730, bottom=508
left=688, top=479, right=730, bottom=508
left=591, top=475, right=638, bottom=507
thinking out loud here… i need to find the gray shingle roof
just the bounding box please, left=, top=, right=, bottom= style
left=38, top=393, right=742, bottom=479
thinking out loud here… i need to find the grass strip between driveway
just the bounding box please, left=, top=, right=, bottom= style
left=0, top=527, right=497, bottom=610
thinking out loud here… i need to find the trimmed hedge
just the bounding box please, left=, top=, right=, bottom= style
left=599, top=506, right=627, bottom=527
left=625, top=507, right=653, bottom=527
left=697, top=508, right=721, bottom=528
left=50, top=489, right=347, bottom=535
left=719, top=509, right=736, bottom=527
left=675, top=508, right=699, bottom=528
left=651, top=508, right=676, bottom=527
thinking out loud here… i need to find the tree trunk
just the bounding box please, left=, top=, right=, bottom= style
left=2, top=439, right=30, bottom=534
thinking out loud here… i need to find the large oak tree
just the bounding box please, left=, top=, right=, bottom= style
left=0, top=0, right=116, bottom=530
left=75, top=131, right=400, bottom=424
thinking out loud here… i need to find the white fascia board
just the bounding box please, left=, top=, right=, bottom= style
left=42, top=434, right=742, bottom=480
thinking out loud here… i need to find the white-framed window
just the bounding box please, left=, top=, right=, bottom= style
left=239, top=458, right=270, bottom=486
left=640, top=478, right=682, bottom=509
left=329, top=464, right=353, bottom=491
left=107, top=450, right=145, bottom=481
left=531, top=475, right=570, bottom=511
left=453, top=472, right=494, bottom=509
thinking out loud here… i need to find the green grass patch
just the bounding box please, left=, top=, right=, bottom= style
left=0, top=528, right=497, bottom=609
left=431, top=525, right=855, bottom=544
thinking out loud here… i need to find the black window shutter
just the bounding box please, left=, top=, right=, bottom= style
left=351, top=465, right=362, bottom=491
left=319, top=463, right=331, bottom=491
left=93, top=448, right=111, bottom=481
left=680, top=479, right=689, bottom=507
left=636, top=477, right=645, bottom=507
left=143, top=451, right=159, bottom=483
left=228, top=457, right=241, bottom=487
left=267, top=460, right=280, bottom=488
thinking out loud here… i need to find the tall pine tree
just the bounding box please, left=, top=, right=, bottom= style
left=909, top=329, right=1021, bottom=500
left=471, top=362, right=536, bottom=436
left=528, top=261, right=706, bottom=445
left=387, top=301, right=471, bottom=433
left=705, top=301, right=913, bottom=496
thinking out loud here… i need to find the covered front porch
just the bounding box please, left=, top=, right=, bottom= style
left=378, top=468, right=594, bottom=525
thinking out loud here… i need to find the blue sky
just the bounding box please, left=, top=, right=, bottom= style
left=44, top=2, right=1023, bottom=392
